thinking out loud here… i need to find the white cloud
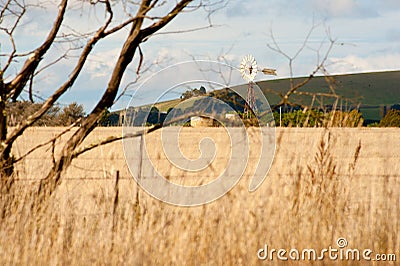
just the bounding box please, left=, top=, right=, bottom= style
left=328, top=53, right=400, bottom=74
left=312, top=0, right=358, bottom=17
left=85, top=48, right=120, bottom=79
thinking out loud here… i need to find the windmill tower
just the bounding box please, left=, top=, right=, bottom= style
left=240, top=55, right=276, bottom=118
left=240, top=55, right=258, bottom=118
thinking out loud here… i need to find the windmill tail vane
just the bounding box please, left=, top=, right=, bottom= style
left=261, top=68, right=277, bottom=76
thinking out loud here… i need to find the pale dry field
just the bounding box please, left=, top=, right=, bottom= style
left=1, top=127, right=399, bottom=265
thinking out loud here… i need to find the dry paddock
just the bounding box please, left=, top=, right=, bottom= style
left=1, top=127, right=399, bottom=265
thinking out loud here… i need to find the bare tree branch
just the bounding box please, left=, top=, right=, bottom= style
left=6, top=0, right=68, bottom=101
left=0, top=0, right=25, bottom=73
left=3, top=0, right=115, bottom=155
left=268, top=23, right=338, bottom=112
left=37, top=0, right=195, bottom=198
left=0, top=0, right=226, bottom=204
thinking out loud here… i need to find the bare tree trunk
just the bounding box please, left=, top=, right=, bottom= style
left=40, top=3, right=148, bottom=198
left=0, top=0, right=67, bottom=180
left=0, top=72, right=13, bottom=178
left=38, top=0, right=193, bottom=200
left=0, top=0, right=199, bottom=204
left=0, top=72, right=14, bottom=220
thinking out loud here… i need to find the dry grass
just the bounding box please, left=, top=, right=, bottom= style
left=0, top=127, right=399, bottom=265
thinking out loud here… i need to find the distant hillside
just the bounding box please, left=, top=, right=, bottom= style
left=137, top=70, right=400, bottom=122
left=257, top=70, right=400, bottom=106
left=154, top=98, right=182, bottom=113
left=256, top=70, right=400, bottom=121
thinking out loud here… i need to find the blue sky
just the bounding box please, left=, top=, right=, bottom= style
left=1, top=0, right=400, bottom=112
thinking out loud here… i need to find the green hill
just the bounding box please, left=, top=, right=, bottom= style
left=148, top=70, right=400, bottom=122
left=257, top=70, right=400, bottom=107
left=254, top=70, right=400, bottom=121
left=154, top=98, right=181, bottom=113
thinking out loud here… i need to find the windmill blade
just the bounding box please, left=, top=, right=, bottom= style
left=240, top=54, right=259, bottom=82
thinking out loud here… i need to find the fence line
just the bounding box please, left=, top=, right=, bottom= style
left=12, top=174, right=400, bottom=182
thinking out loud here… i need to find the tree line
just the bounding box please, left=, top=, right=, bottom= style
left=7, top=101, right=85, bottom=127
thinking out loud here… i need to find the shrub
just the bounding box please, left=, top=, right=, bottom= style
left=379, top=110, right=400, bottom=127
left=274, top=109, right=364, bottom=127
left=326, top=109, right=364, bottom=127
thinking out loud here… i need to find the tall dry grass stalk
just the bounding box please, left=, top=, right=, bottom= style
left=0, top=127, right=399, bottom=265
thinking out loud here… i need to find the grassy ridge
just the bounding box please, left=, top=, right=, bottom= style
left=153, top=98, right=181, bottom=113
left=152, top=70, right=400, bottom=121
left=257, top=70, right=400, bottom=106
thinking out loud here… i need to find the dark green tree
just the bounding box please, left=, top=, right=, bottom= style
left=58, top=102, right=85, bottom=126
left=199, top=86, right=206, bottom=95
left=147, top=106, right=160, bottom=125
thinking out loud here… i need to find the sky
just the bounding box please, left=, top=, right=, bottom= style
left=1, top=0, right=400, bottom=112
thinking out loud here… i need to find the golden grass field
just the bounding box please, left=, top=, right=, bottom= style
left=1, top=127, right=399, bottom=265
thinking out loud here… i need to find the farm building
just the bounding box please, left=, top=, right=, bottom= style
left=190, top=116, right=219, bottom=127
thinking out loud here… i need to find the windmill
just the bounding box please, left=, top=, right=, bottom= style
left=240, top=55, right=276, bottom=118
